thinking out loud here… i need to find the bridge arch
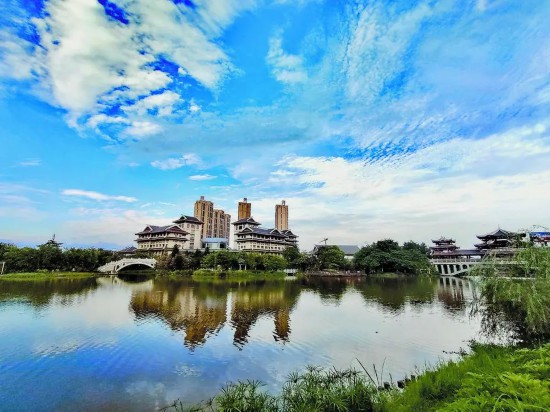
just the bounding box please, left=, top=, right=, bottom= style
left=115, top=261, right=155, bottom=272
left=97, top=258, right=157, bottom=274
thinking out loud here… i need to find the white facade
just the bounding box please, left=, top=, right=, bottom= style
left=135, top=224, right=189, bottom=256
left=232, top=217, right=298, bottom=255
left=173, top=215, right=204, bottom=250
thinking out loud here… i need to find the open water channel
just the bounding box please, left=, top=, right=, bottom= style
left=0, top=275, right=483, bottom=410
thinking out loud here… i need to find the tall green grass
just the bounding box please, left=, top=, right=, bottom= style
left=163, top=344, right=550, bottom=411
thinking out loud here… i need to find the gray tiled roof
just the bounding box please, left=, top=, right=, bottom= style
left=173, top=215, right=203, bottom=224
left=233, top=217, right=261, bottom=225
left=135, top=225, right=188, bottom=235
left=335, top=245, right=360, bottom=255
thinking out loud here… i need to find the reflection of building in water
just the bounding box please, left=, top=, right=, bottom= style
left=130, top=284, right=227, bottom=349
left=437, top=276, right=476, bottom=312
left=230, top=284, right=300, bottom=346
left=129, top=281, right=300, bottom=349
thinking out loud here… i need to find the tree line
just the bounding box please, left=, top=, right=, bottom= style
left=0, top=239, right=432, bottom=275
left=0, top=242, right=116, bottom=272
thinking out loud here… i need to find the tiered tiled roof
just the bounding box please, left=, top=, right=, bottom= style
left=173, top=215, right=203, bottom=225
left=233, top=217, right=261, bottom=225
left=135, top=224, right=188, bottom=235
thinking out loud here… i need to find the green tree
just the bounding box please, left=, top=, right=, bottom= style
left=403, top=240, right=430, bottom=256
left=38, top=243, right=63, bottom=270
left=316, top=246, right=346, bottom=270
left=283, top=246, right=301, bottom=267
left=262, top=254, right=287, bottom=271
left=170, top=245, right=180, bottom=258
left=474, top=246, right=550, bottom=343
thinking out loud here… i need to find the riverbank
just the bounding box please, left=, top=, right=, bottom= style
left=168, top=343, right=549, bottom=411
left=191, top=269, right=288, bottom=282
left=0, top=272, right=98, bottom=281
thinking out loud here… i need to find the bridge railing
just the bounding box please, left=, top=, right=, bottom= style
left=430, top=259, right=481, bottom=264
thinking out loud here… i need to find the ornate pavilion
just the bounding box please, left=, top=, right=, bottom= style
left=429, top=237, right=483, bottom=260
left=474, top=228, right=525, bottom=256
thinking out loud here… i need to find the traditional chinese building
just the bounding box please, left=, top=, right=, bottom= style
left=172, top=215, right=204, bottom=250
left=232, top=217, right=298, bottom=255
left=135, top=224, right=189, bottom=255
left=429, top=237, right=459, bottom=258
left=474, top=228, right=525, bottom=255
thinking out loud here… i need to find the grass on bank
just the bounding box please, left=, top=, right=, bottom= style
left=0, top=271, right=97, bottom=281
left=191, top=269, right=288, bottom=282
left=163, top=343, right=550, bottom=412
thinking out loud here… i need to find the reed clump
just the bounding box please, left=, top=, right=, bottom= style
left=162, top=344, right=549, bottom=412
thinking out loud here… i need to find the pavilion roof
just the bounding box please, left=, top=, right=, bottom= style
left=173, top=215, right=203, bottom=224
left=135, top=224, right=188, bottom=235
left=236, top=227, right=287, bottom=238
left=476, top=228, right=523, bottom=240
left=232, top=217, right=261, bottom=226
left=431, top=236, right=455, bottom=243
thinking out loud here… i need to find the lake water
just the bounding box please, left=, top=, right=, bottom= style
left=0, top=275, right=482, bottom=411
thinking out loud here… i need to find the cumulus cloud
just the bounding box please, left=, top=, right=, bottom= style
left=62, top=189, right=137, bottom=203
left=150, top=153, right=201, bottom=170
left=1, top=0, right=258, bottom=131
left=124, top=121, right=163, bottom=138
left=123, top=91, right=181, bottom=117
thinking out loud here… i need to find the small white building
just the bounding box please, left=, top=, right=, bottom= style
left=135, top=224, right=189, bottom=255
left=233, top=217, right=298, bottom=255
left=202, top=237, right=230, bottom=251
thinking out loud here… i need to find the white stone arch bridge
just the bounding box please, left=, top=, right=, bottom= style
left=97, top=258, right=156, bottom=274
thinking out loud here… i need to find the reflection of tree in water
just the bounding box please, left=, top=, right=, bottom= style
left=297, top=277, right=352, bottom=304
left=230, top=280, right=301, bottom=347
left=353, top=276, right=436, bottom=311
left=0, top=278, right=99, bottom=308
left=130, top=280, right=227, bottom=349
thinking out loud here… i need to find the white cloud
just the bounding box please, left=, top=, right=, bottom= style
left=344, top=2, right=432, bottom=101
left=1, top=0, right=257, bottom=130
left=124, top=121, right=163, bottom=138
left=87, top=114, right=128, bottom=129
left=62, top=189, right=137, bottom=203
left=266, top=35, right=308, bottom=84
left=123, top=90, right=181, bottom=117
left=17, top=159, right=41, bottom=167
left=250, top=122, right=550, bottom=249
left=189, top=174, right=216, bottom=181
left=150, top=153, right=201, bottom=170
left=62, top=208, right=169, bottom=246
left=0, top=30, right=38, bottom=80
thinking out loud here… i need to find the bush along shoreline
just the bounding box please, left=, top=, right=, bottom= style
left=162, top=246, right=550, bottom=411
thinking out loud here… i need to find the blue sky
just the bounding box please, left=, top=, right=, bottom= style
left=1, top=0, right=549, bottom=250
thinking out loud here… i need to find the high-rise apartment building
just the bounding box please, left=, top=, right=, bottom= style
left=194, top=196, right=214, bottom=238
left=194, top=196, right=231, bottom=240
left=275, top=200, right=289, bottom=231
left=212, top=209, right=231, bottom=240
left=238, top=197, right=252, bottom=219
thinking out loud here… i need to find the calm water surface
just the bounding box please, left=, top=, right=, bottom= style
left=0, top=275, right=481, bottom=410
